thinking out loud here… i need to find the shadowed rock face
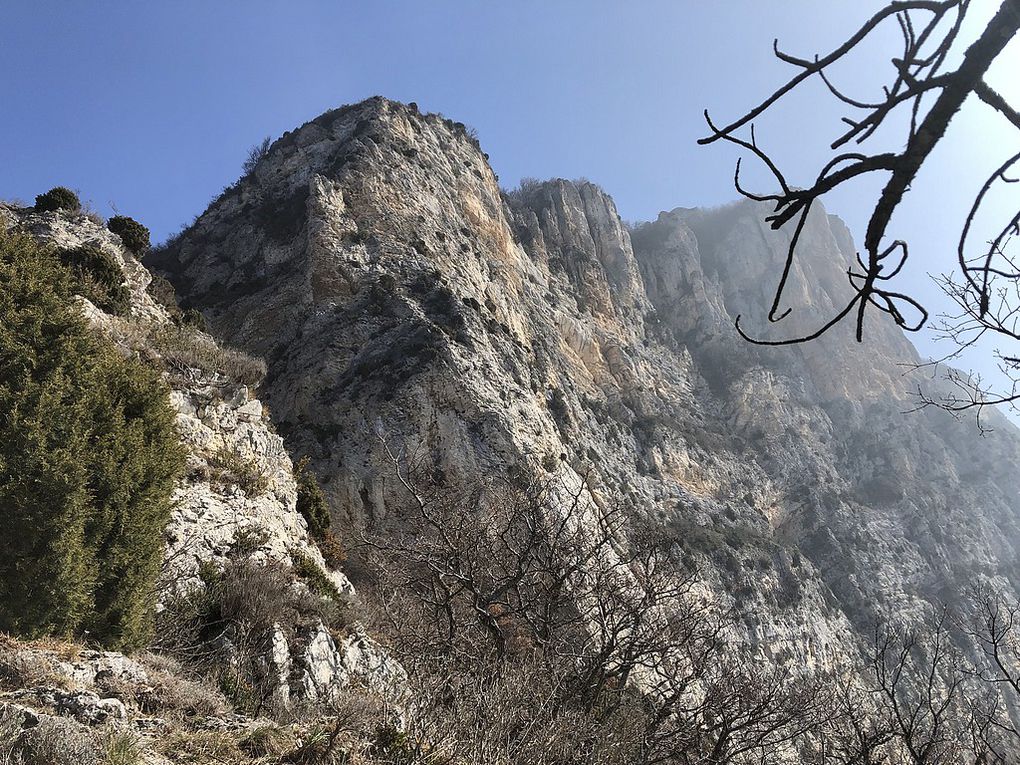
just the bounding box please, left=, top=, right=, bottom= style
left=152, top=97, right=1020, bottom=673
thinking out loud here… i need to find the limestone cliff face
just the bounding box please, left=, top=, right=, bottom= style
left=151, top=97, right=1020, bottom=673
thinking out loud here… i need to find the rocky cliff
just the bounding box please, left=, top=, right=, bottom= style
left=148, top=97, right=1020, bottom=680
left=0, top=202, right=405, bottom=758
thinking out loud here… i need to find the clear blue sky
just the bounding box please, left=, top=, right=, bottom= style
left=1, top=1, right=1017, bottom=376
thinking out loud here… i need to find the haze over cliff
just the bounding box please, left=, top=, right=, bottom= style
left=150, top=96, right=1020, bottom=673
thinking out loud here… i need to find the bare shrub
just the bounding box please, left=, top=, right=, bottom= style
left=121, top=652, right=228, bottom=719
left=284, top=693, right=394, bottom=765
left=15, top=717, right=98, bottom=765
left=360, top=445, right=828, bottom=764
left=502, top=176, right=543, bottom=208
left=242, top=136, right=272, bottom=177
left=318, top=530, right=347, bottom=570
left=153, top=556, right=338, bottom=718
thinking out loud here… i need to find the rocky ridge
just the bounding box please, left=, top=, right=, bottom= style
left=0, top=203, right=406, bottom=757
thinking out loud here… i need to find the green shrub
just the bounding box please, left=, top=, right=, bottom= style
left=541, top=451, right=560, bottom=473
left=0, top=229, right=185, bottom=650
left=370, top=723, right=417, bottom=764
left=107, top=216, right=151, bottom=254
left=143, top=276, right=207, bottom=330
left=145, top=274, right=182, bottom=317
left=34, top=186, right=81, bottom=213
left=57, top=244, right=132, bottom=316
left=295, top=457, right=331, bottom=540
left=291, top=550, right=346, bottom=604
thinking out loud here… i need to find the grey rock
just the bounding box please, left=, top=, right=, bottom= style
left=54, top=690, right=127, bottom=724
left=299, top=622, right=408, bottom=701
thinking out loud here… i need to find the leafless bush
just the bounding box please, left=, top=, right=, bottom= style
left=502, top=176, right=544, bottom=208
left=283, top=693, right=397, bottom=764
left=122, top=652, right=228, bottom=719
left=809, top=603, right=1020, bottom=764
left=242, top=136, right=272, bottom=177
left=358, top=444, right=828, bottom=764
left=153, top=556, right=338, bottom=718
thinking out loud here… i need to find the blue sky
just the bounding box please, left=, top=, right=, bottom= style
left=1, top=1, right=1017, bottom=377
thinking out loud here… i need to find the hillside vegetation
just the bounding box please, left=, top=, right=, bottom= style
left=0, top=228, right=184, bottom=649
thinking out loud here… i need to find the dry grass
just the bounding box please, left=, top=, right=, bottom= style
left=0, top=634, right=82, bottom=662
left=100, top=728, right=144, bottom=765
left=148, top=324, right=267, bottom=387
left=155, top=728, right=241, bottom=764
left=0, top=637, right=75, bottom=691
left=131, top=653, right=229, bottom=719
left=206, top=445, right=270, bottom=497
left=238, top=723, right=295, bottom=758
left=104, top=317, right=267, bottom=388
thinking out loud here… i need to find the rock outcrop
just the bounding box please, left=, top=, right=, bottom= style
left=0, top=203, right=403, bottom=709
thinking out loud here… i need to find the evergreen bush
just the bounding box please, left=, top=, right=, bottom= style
left=0, top=229, right=184, bottom=649
left=295, top=457, right=331, bottom=540
left=143, top=276, right=206, bottom=329
left=107, top=216, right=151, bottom=254
left=57, top=244, right=132, bottom=316
left=34, top=187, right=81, bottom=213
left=181, top=307, right=207, bottom=331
